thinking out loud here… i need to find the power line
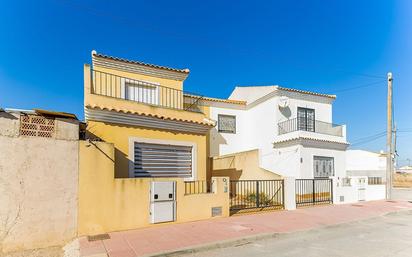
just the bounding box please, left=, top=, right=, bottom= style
left=326, top=80, right=386, bottom=94
left=350, top=131, right=386, bottom=143
left=350, top=133, right=386, bottom=147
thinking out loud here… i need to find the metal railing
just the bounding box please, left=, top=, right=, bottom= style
left=368, top=177, right=383, bottom=185
left=184, top=180, right=212, bottom=195
left=91, top=69, right=204, bottom=113
left=278, top=118, right=343, bottom=136
left=229, top=180, right=284, bottom=213
left=295, top=179, right=333, bottom=207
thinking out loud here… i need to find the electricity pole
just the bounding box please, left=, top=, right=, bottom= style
left=386, top=72, right=393, bottom=200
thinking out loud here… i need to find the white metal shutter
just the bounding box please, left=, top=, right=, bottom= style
left=134, top=142, right=192, bottom=177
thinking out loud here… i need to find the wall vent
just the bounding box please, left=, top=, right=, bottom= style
left=211, top=207, right=222, bottom=217
left=339, top=196, right=345, bottom=202
left=20, top=115, right=55, bottom=138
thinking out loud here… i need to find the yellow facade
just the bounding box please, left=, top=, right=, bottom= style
left=78, top=52, right=229, bottom=235
left=78, top=141, right=229, bottom=235
left=87, top=120, right=208, bottom=179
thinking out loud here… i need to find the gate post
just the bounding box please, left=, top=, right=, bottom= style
left=284, top=177, right=296, bottom=210
left=312, top=179, right=315, bottom=204
left=256, top=180, right=260, bottom=207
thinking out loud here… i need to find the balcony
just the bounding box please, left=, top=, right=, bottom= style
left=278, top=118, right=344, bottom=137
left=90, top=69, right=204, bottom=113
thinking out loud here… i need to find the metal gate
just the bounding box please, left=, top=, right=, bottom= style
left=229, top=180, right=284, bottom=214
left=296, top=179, right=333, bottom=207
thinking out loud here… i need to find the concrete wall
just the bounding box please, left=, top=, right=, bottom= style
left=78, top=141, right=229, bottom=236
left=333, top=177, right=386, bottom=204
left=211, top=149, right=282, bottom=180
left=346, top=149, right=386, bottom=180
left=0, top=113, right=79, bottom=253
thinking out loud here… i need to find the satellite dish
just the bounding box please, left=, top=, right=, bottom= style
left=278, top=96, right=290, bottom=108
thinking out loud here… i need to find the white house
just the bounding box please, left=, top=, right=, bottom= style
left=346, top=149, right=387, bottom=181
left=208, top=85, right=349, bottom=179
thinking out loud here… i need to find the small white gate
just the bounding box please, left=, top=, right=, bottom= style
left=150, top=181, right=176, bottom=224
left=356, top=178, right=366, bottom=201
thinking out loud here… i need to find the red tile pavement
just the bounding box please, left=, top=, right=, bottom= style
left=79, top=200, right=412, bottom=257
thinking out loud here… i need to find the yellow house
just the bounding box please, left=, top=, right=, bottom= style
left=78, top=51, right=229, bottom=236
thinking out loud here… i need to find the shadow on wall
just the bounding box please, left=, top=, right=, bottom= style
left=211, top=149, right=281, bottom=180
left=85, top=130, right=131, bottom=178
left=209, top=127, right=227, bottom=157
left=279, top=106, right=291, bottom=119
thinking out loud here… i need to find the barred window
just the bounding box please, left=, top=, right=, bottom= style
left=314, top=156, right=334, bottom=178
left=218, top=114, right=236, bottom=134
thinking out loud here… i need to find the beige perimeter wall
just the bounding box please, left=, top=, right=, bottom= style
left=212, top=149, right=281, bottom=180
left=0, top=136, right=78, bottom=253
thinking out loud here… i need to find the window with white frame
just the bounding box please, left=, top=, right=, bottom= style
left=121, top=78, right=159, bottom=105
left=313, top=156, right=334, bottom=178
left=218, top=114, right=236, bottom=134
left=131, top=141, right=194, bottom=178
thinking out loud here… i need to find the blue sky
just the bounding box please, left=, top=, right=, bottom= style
left=0, top=1, right=411, bottom=165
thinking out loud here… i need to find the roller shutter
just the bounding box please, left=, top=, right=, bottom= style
left=133, top=142, right=192, bottom=177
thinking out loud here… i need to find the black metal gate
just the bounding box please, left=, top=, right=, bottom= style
left=295, top=179, right=333, bottom=207
left=229, top=180, right=284, bottom=214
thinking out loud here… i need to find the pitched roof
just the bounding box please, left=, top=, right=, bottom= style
left=2, top=108, right=78, bottom=120
left=277, top=86, right=336, bottom=99
left=85, top=104, right=215, bottom=127
left=184, top=94, right=247, bottom=105
left=230, top=85, right=336, bottom=103
left=273, top=136, right=349, bottom=146
left=92, top=50, right=190, bottom=74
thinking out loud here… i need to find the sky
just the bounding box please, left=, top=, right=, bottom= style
left=0, top=0, right=411, bottom=166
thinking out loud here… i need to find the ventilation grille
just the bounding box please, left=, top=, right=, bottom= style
left=20, top=115, right=55, bottom=138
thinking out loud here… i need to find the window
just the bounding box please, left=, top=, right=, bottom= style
left=132, top=141, right=193, bottom=178
left=218, top=114, right=236, bottom=133
left=313, top=156, right=334, bottom=178
left=121, top=78, right=159, bottom=105
left=297, top=107, right=315, bottom=132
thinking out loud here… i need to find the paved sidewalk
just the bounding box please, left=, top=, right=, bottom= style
left=80, top=200, right=412, bottom=257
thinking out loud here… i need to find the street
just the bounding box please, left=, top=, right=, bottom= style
left=183, top=210, right=412, bottom=257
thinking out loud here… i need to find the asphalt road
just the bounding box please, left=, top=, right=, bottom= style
left=392, top=187, right=412, bottom=201
left=183, top=209, right=412, bottom=257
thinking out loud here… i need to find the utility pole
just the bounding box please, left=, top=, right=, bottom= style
left=386, top=72, right=393, bottom=200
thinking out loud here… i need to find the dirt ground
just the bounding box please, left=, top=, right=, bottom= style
left=0, top=247, right=63, bottom=257
left=393, top=173, right=412, bottom=187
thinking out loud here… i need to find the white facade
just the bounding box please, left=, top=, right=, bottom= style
left=209, top=86, right=349, bottom=179
left=346, top=149, right=387, bottom=180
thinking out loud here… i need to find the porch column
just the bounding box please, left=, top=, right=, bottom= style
left=284, top=177, right=296, bottom=210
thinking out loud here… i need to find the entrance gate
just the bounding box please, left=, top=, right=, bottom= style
left=295, top=179, right=333, bottom=207
left=229, top=180, right=284, bottom=214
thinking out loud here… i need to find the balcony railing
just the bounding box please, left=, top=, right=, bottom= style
left=91, top=70, right=204, bottom=113
left=278, top=118, right=343, bottom=137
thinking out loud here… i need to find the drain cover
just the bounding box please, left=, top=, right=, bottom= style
left=351, top=204, right=364, bottom=207
left=88, top=233, right=110, bottom=241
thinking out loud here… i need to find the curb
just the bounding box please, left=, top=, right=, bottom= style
left=142, top=208, right=412, bottom=257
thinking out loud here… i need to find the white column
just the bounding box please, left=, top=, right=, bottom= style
left=284, top=177, right=296, bottom=210
left=330, top=176, right=339, bottom=204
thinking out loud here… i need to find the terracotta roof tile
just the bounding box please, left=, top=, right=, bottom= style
left=92, top=51, right=189, bottom=74
left=85, top=104, right=216, bottom=127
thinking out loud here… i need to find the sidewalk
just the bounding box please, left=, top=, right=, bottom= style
left=79, top=200, right=412, bottom=257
